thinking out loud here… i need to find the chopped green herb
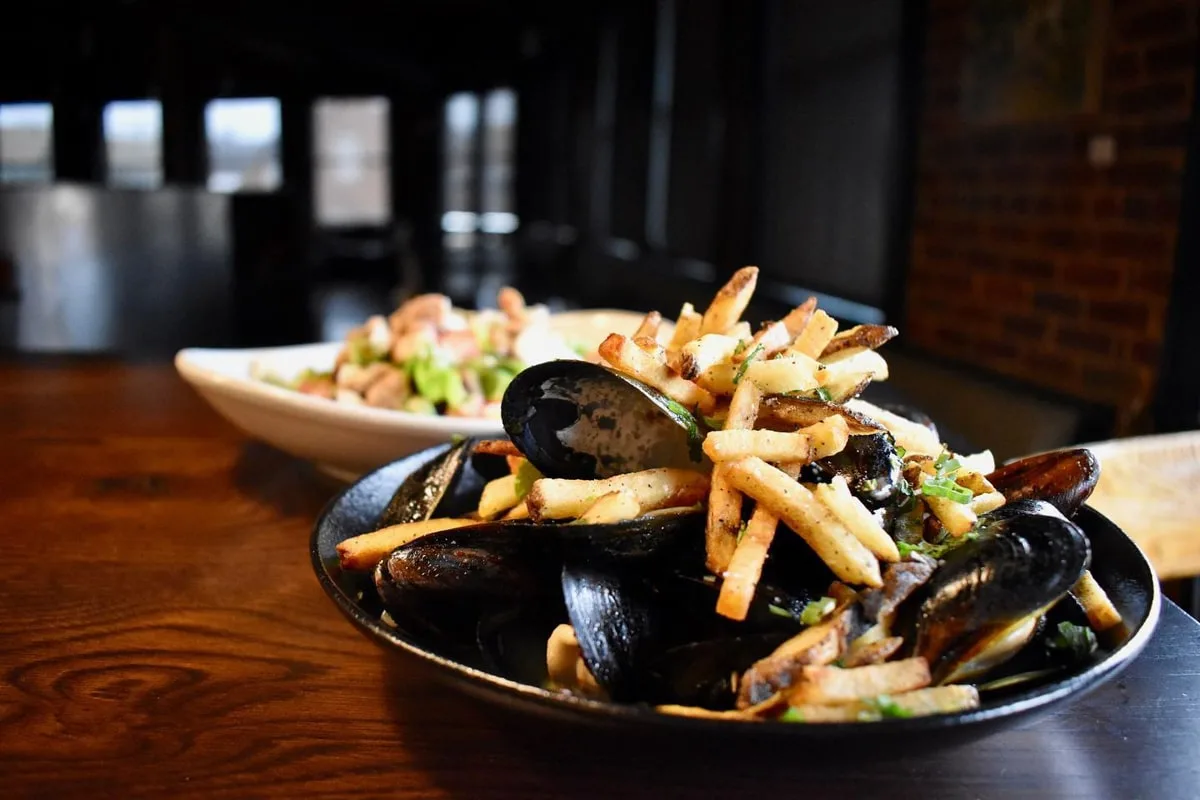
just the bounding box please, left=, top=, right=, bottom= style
left=450, top=433, right=465, bottom=444
left=513, top=459, right=543, bottom=500
left=814, top=386, right=833, bottom=402
left=702, top=575, right=718, bottom=584
left=896, top=539, right=956, bottom=560
left=895, top=444, right=907, bottom=458
left=662, top=397, right=705, bottom=461
left=733, top=340, right=748, bottom=356
left=779, top=707, right=805, bottom=723
left=799, top=596, right=836, bottom=626
left=1047, top=621, right=1098, bottom=661
left=733, top=344, right=766, bottom=385
left=865, top=695, right=913, bottom=719
left=701, top=414, right=725, bottom=431
left=736, top=521, right=748, bottom=543
left=921, top=476, right=974, bottom=504
left=767, top=604, right=794, bottom=619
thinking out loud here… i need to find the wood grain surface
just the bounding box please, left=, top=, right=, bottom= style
left=1, top=360, right=1199, bottom=799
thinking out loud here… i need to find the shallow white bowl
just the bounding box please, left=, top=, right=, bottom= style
left=175, top=309, right=651, bottom=481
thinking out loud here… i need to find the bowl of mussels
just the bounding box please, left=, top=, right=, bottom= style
left=311, top=268, right=1160, bottom=740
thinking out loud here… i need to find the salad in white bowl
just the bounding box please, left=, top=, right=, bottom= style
left=252, top=287, right=583, bottom=420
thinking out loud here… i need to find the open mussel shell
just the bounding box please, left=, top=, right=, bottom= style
left=902, top=511, right=1092, bottom=685
left=986, top=448, right=1100, bottom=519
left=500, top=359, right=707, bottom=479
left=803, top=432, right=903, bottom=509
left=376, top=438, right=504, bottom=527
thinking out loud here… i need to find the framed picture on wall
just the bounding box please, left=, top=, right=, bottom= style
left=961, top=0, right=1109, bottom=123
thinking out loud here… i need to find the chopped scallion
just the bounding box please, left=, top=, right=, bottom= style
left=799, top=596, right=836, bottom=626
left=779, top=707, right=805, bottom=722
left=733, top=344, right=766, bottom=384
left=921, top=476, right=974, bottom=504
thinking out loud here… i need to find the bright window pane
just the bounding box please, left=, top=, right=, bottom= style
left=205, top=98, right=282, bottom=193
left=313, top=97, right=390, bottom=226
left=0, top=103, right=54, bottom=184
left=104, top=100, right=162, bottom=189
left=481, top=88, right=516, bottom=216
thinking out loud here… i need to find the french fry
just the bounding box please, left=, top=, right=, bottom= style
left=479, top=474, right=521, bottom=520
left=598, top=333, right=715, bottom=411
left=633, top=310, right=663, bottom=342
left=725, top=456, right=883, bottom=587
left=506, top=454, right=525, bottom=474
left=957, top=450, right=997, bottom=475
left=819, top=324, right=899, bottom=359
left=799, top=415, right=851, bottom=459
left=705, top=464, right=743, bottom=574
left=679, top=334, right=742, bottom=380
left=527, top=468, right=710, bottom=522
left=780, top=296, right=818, bottom=339
left=786, top=658, right=931, bottom=705
left=693, top=362, right=740, bottom=396
left=841, top=636, right=905, bottom=668
left=717, top=463, right=804, bottom=621
left=502, top=501, right=530, bottom=520
left=704, top=430, right=812, bottom=464
left=813, top=475, right=901, bottom=561
left=790, top=310, right=838, bottom=358
left=735, top=320, right=792, bottom=362
left=970, top=491, right=1007, bottom=515
left=758, top=395, right=885, bottom=434
left=724, top=321, right=753, bottom=341
left=920, top=479, right=978, bottom=537
left=737, top=614, right=848, bottom=708
left=666, top=302, right=703, bottom=352
left=724, top=378, right=764, bottom=431
left=817, top=350, right=890, bottom=400
left=577, top=490, right=642, bottom=524
left=475, top=439, right=524, bottom=458
left=1071, top=570, right=1123, bottom=631
left=785, top=685, right=979, bottom=722
left=742, top=354, right=822, bottom=395
left=847, top=399, right=944, bottom=457
left=701, top=266, right=759, bottom=334
left=336, top=518, right=477, bottom=570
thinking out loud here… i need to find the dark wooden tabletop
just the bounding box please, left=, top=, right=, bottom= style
left=2, top=360, right=1199, bottom=800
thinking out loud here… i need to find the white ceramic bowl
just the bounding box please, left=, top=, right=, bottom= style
left=175, top=309, right=652, bottom=481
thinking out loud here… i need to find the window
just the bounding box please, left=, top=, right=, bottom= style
left=205, top=98, right=282, bottom=193
left=441, top=88, right=519, bottom=246
left=103, top=100, right=162, bottom=188
left=313, top=97, right=390, bottom=226
left=442, top=92, right=480, bottom=249
left=0, top=103, right=54, bottom=184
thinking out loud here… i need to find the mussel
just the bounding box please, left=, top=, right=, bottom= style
left=899, top=509, right=1092, bottom=684
left=803, top=432, right=903, bottom=509
left=501, top=360, right=707, bottom=479
left=377, top=438, right=505, bottom=527
left=986, top=448, right=1100, bottom=519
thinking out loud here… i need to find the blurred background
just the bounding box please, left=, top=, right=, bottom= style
left=1, top=0, right=1197, bottom=459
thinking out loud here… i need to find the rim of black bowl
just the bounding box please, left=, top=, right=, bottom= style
left=310, top=448, right=1162, bottom=735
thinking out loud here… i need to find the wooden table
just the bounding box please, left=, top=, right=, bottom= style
left=3, top=360, right=1199, bottom=799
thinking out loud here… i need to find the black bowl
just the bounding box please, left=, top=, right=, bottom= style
left=311, top=444, right=1160, bottom=747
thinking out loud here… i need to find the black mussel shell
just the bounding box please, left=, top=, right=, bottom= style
left=976, top=498, right=1067, bottom=529
left=377, top=439, right=489, bottom=527
left=802, top=432, right=903, bottom=509
left=986, top=448, right=1100, bottom=518
left=900, top=511, right=1092, bottom=684
left=645, top=633, right=792, bottom=710
left=500, top=360, right=706, bottom=479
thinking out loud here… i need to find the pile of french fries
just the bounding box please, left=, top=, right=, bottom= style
left=333, top=265, right=1126, bottom=723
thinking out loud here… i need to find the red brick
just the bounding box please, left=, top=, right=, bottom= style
left=1136, top=120, right=1190, bottom=149
left=1107, top=159, right=1181, bottom=188
left=1089, top=299, right=1152, bottom=331
left=1099, top=229, right=1172, bottom=259
left=1057, top=326, right=1114, bottom=355
left=1094, top=194, right=1124, bottom=218
left=1081, top=365, right=1143, bottom=401
left=1038, top=227, right=1078, bottom=250
left=1033, top=290, right=1083, bottom=317
left=1105, top=50, right=1143, bottom=83
left=972, top=337, right=1022, bottom=361
left=1001, top=314, right=1049, bottom=341
left=1131, top=339, right=1163, bottom=367
left=1025, top=350, right=1077, bottom=378
left=1062, top=262, right=1123, bottom=289
left=1129, top=266, right=1175, bottom=294
left=1009, top=257, right=1056, bottom=280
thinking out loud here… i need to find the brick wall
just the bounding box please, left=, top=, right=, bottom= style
left=905, top=0, right=1198, bottom=431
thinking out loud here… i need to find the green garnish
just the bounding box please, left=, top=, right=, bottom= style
left=767, top=604, right=794, bottom=619
left=347, top=336, right=386, bottom=366
left=895, top=444, right=907, bottom=458
left=865, top=695, right=913, bottom=719
left=736, top=521, right=748, bottom=543
left=784, top=387, right=833, bottom=402
left=733, top=340, right=748, bottom=356
left=409, top=349, right=469, bottom=409
left=701, top=414, right=725, bottom=431
left=1047, top=621, right=1098, bottom=661
left=450, top=433, right=465, bottom=444
left=480, top=365, right=518, bottom=402
left=814, top=387, right=833, bottom=402
left=896, top=539, right=955, bottom=560
left=513, top=460, right=543, bottom=500
left=799, top=596, right=836, bottom=626
left=662, top=397, right=705, bottom=461
left=779, top=707, right=805, bottom=722
left=921, top=476, right=973, bottom=504
left=733, top=344, right=766, bottom=385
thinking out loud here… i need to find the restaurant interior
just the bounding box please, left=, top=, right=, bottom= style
left=2, top=1, right=1199, bottom=795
